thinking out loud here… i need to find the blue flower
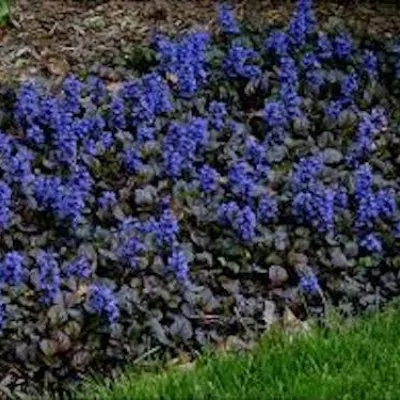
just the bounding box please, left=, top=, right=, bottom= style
left=219, top=202, right=257, bottom=242
left=341, top=72, right=359, bottom=99
left=301, top=52, right=320, bottom=70
left=62, top=75, right=83, bottom=114
left=354, top=164, right=373, bottom=202
left=317, top=32, right=332, bottom=59
left=15, top=82, right=41, bottom=127
left=109, top=95, right=126, bottom=130
left=0, top=251, right=25, bottom=287
left=157, top=208, right=179, bottom=248
left=0, top=181, right=12, bottom=230
left=355, top=192, right=379, bottom=230
left=137, top=124, right=155, bottom=143
left=65, top=256, right=92, bottom=279
left=228, top=161, right=257, bottom=199
left=299, top=274, right=320, bottom=295
left=288, top=10, right=307, bottom=48
left=258, top=195, right=278, bottom=224
left=87, top=75, right=107, bottom=105
left=263, top=101, right=288, bottom=129
left=224, top=43, right=261, bottom=79
left=36, top=251, right=61, bottom=305
left=361, top=50, right=378, bottom=79
left=209, top=101, right=227, bottom=131
left=123, top=147, right=144, bottom=173
left=334, top=186, right=348, bottom=209
left=265, top=31, right=289, bottom=56
left=98, top=191, right=118, bottom=211
left=234, top=206, right=257, bottom=242
left=117, top=237, right=146, bottom=269
left=292, top=183, right=335, bottom=233
left=217, top=3, right=240, bottom=34
left=291, top=156, right=323, bottom=190
left=87, top=283, right=120, bottom=325
left=26, top=124, right=45, bottom=146
left=198, top=165, right=220, bottom=193
left=376, top=189, right=397, bottom=219
left=6, top=146, right=34, bottom=185
left=325, top=100, right=345, bottom=120
left=219, top=201, right=240, bottom=227
left=155, top=33, right=210, bottom=97
left=163, top=149, right=185, bottom=179
left=279, top=56, right=301, bottom=119
left=360, top=233, right=382, bottom=253
left=333, top=33, right=353, bottom=59
left=167, top=246, right=190, bottom=282
left=306, top=69, right=325, bottom=92
left=288, top=0, right=315, bottom=47
left=125, top=73, right=173, bottom=124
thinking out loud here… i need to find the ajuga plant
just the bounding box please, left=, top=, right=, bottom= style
left=0, top=0, right=400, bottom=395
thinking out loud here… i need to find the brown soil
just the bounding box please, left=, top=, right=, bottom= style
left=1, top=1, right=400, bottom=84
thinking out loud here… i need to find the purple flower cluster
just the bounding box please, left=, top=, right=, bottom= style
left=301, top=52, right=324, bottom=92
left=0, top=181, right=12, bottom=230
left=167, top=246, right=190, bottom=282
left=361, top=50, right=378, bottom=79
left=293, top=183, right=335, bottom=233
left=64, top=256, right=92, bottom=279
left=341, top=72, right=359, bottom=100
left=0, top=251, right=25, bottom=287
left=122, top=73, right=173, bottom=126
left=219, top=201, right=257, bottom=242
left=217, top=3, right=240, bottom=35
left=288, top=0, right=316, bottom=48
left=279, top=56, right=301, bottom=119
left=334, top=32, right=353, bottom=60
left=291, top=156, right=323, bottom=189
left=317, top=33, right=333, bottom=60
left=299, top=274, right=320, bottom=295
left=353, top=164, right=397, bottom=252
left=33, top=165, right=92, bottom=227
left=198, top=164, right=220, bottom=193
left=163, top=118, right=209, bottom=179
left=156, top=208, right=180, bottom=248
left=265, top=31, right=289, bottom=56
left=347, top=108, right=387, bottom=166
left=154, top=32, right=210, bottom=97
left=290, top=157, right=335, bottom=233
left=35, top=251, right=61, bottom=305
left=258, top=195, right=278, bottom=224
left=87, top=283, right=120, bottom=325
left=224, top=42, right=261, bottom=80
left=208, top=101, right=227, bottom=132
left=228, top=161, right=257, bottom=200
left=117, top=237, right=146, bottom=269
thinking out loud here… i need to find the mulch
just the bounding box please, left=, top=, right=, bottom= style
left=1, top=1, right=400, bottom=84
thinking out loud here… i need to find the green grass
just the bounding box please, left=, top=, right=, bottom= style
left=72, top=305, right=400, bottom=400
left=0, top=0, right=10, bottom=27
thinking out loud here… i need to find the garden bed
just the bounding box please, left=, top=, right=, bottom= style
left=0, top=0, right=400, bottom=398
left=1, top=1, right=400, bottom=83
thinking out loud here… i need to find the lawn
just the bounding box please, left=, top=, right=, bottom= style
left=73, top=305, right=400, bottom=400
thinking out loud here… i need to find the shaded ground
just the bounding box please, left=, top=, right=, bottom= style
left=1, top=1, right=400, bottom=84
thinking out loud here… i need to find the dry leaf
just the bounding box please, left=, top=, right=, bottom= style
left=282, top=307, right=310, bottom=337
left=263, top=300, right=278, bottom=331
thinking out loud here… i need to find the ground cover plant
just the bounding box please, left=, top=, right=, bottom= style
left=0, top=0, right=400, bottom=395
